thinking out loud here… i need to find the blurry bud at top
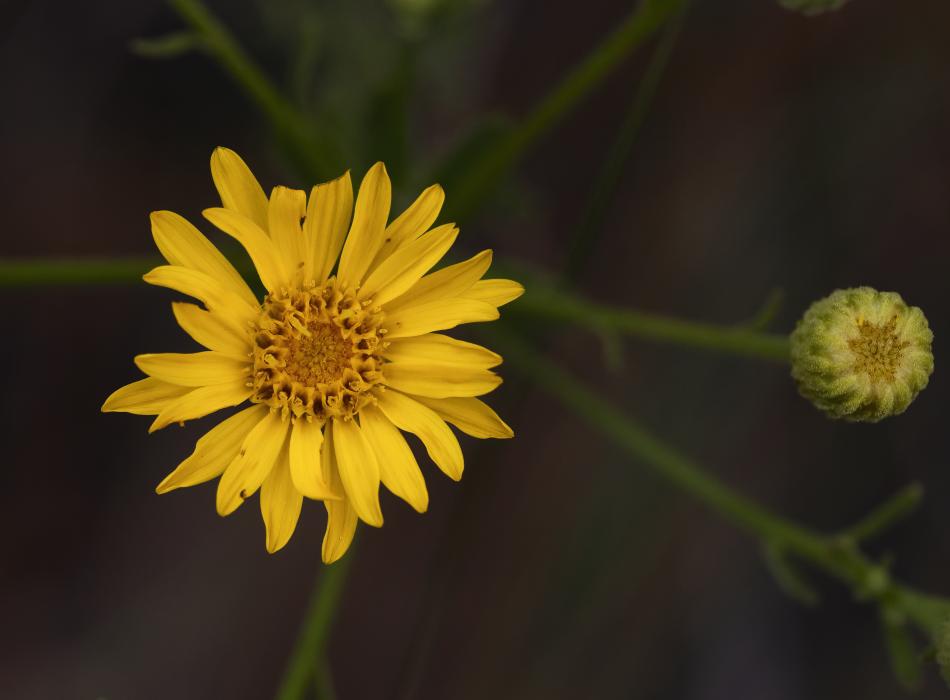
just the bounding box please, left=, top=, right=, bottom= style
left=790, top=287, right=933, bottom=423
left=778, top=0, right=850, bottom=16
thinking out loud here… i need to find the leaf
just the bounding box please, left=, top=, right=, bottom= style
left=129, top=32, right=202, bottom=59
left=880, top=606, right=924, bottom=692
left=762, top=541, right=820, bottom=607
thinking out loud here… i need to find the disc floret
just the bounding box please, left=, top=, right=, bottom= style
left=250, top=278, right=386, bottom=421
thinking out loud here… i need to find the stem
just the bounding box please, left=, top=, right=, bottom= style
left=0, top=257, right=158, bottom=286
left=511, top=283, right=791, bottom=362
left=493, top=328, right=950, bottom=636
left=563, top=0, right=688, bottom=284
left=168, top=0, right=341, bottom=181
left=275, top=556, right=352, bottom=700
left=838, top=482, right=924, bottom=545
left=447, top=0, right=685, bottom=221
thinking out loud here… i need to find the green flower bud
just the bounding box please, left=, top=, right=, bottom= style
left=790, top=287, right=934, bottom=423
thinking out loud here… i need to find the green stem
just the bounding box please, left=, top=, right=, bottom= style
left=838, top=482, right=924, bottom=545
left=563, top=0, right=688, bottom=284
left=275, top=556, right=352, bottom=700
left=446, top=0, right=685, bottom=221
left=511, top=283, right=791, bottom=362
left=493, top=328, right=950, bottom=637
left=0, top=257, right=158, bottom=286
left=168, top=0, right=341, bottom=181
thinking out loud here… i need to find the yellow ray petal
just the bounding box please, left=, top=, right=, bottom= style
left=367, top=183, right=445, bottom=273
left=331, top=418, right=383, bottom=526
left=203, top=207, right=290, bottom=292
left=360, top=405, right=428, bottom=513
left=150, top=210, right=257, bottom=307
left=383, top=298, right=498, bottom=339
left=171, top=302, right=251, bottom=359
left=413, top=396, right=514, bottom=439
left=376, top=390, right=463, bottom=481
left=210, top=147, right=268, bottom=230
left=385, top=334, right=501, bottom=369
left=149, top=378, right=254, bottom=432
left=289, top=418, right=341, bottom=500
left=144, top=265, right=258, bottom=325
left=135, top=351, right=249, bottom=387
left=383, top=250, right=491, bottom=314
left=384, top=362, right=502, bottom=398
left=322, top=428, right=358, bottom=564
left=359, top=224, right=459, bottom=306
left=216, top=410, right=289, bottom=516
left=157, top=405, right=267, bottom=493
left=462, top=279, right=525, bottom=307
left=260, top=441, right=303, bottom=553
left=101, top=377, right=190, bottom=415
left=305, top=171, right=353, bottom=283
left=337, top=162, right=391, bottom=287
left=267, top=186, right=307, bottom=276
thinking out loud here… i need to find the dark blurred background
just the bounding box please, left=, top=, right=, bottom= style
left=3, top=0, right=950, bottom=698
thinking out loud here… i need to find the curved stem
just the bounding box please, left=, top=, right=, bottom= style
left=511, top=283, right=791, bottom=362
left=493, top=328, right=950, bottom=638
left=447, top=0, right=686, bottom=220
left=275, top=556, right=353, bottom=700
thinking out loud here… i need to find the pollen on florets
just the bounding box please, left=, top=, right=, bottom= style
left=790, top=287, right=934, bottom=423
left=250, top=278, right=386, bottom=421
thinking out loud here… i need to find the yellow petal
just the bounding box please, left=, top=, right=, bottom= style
left=383, top=250, right=492, bottom=314
left=289, top=419, right=341, bottom=500
left=101, top=377, right=189, bottom=415
left=149, top=378, right=253, bottom=432
left=337, top=162, right=391, bottom=287
left=305, top=171, right=353, bottom=283
left=359, top=224, right=459, bottom=306
left=376, top=390, right=463, bottom=481
left=331, top=418, right=383, bottom=526
left=150, top=210, right=257, bottom=307
left=322, top=428, right=358, bottom=563
left=260, top=441, right=303, bottom=553
left=216, top=410, right=289, bottom=516
left=135, top=351, right=249, bottom=387
left=367, top=183, right=444, bottom=273
left=359, top=405, right=428, bottom=513
left=384, top=362, right=501, bottom=398
left=157, top=405, right=267, bottom=493
left=385, top=334, right=501, bottom=369
left=144, top=265, right=258, bottom=325
left=203, top=207, right=290, bottom=292
left=413, top=396, right=514, bottom=439
left=171, top=302, right=251, bottom=359
left=210, top=147, right=268, bottom=230
left=462, top=279, right=525, bottom=307
left=384, top=298, right=499, bottom=339
left=267, top=186, right=307, bottom=277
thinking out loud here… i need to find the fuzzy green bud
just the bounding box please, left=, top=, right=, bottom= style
left=790, top=287, right=933, bottom=423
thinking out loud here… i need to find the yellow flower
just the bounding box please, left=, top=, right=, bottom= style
left=103, top=148, right=523, bottom=560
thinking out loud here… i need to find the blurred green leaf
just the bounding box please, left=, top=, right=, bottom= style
left=763, top=541, right=821, bottom=607
left=129, top=32, right=202, bottom=59
left=880, top=606, right=924, bottom=692
left=430, top=114, right=511, bottom=199
left=778, top=0, right=850, bottom=15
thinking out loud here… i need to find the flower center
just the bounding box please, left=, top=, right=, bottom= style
left=848, top=317, right=909, bottom=384
left=250, top=279, right=386, bottom=420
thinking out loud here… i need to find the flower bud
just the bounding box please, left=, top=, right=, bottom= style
left=790, top=287, right=933, bottom=422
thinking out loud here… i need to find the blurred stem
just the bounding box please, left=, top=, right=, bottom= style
left=495, top=328, right=950, bottom=638
left=0, top=257, right=158, bottom=286
left=563, top=0, right=689, bottom=284
left=168, top=0, right=341, bottom=180
left=446, top=0, right=685, bottom=221
left=275, top=556, right=352, bottom=700
left=511, top=282, right=791, bottom=362
left=837, top=482, right=924, bottom=546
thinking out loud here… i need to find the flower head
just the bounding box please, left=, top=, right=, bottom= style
left=103, top=148, right=523, bottom=559
left=790, top=287, right=933, bottom=423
